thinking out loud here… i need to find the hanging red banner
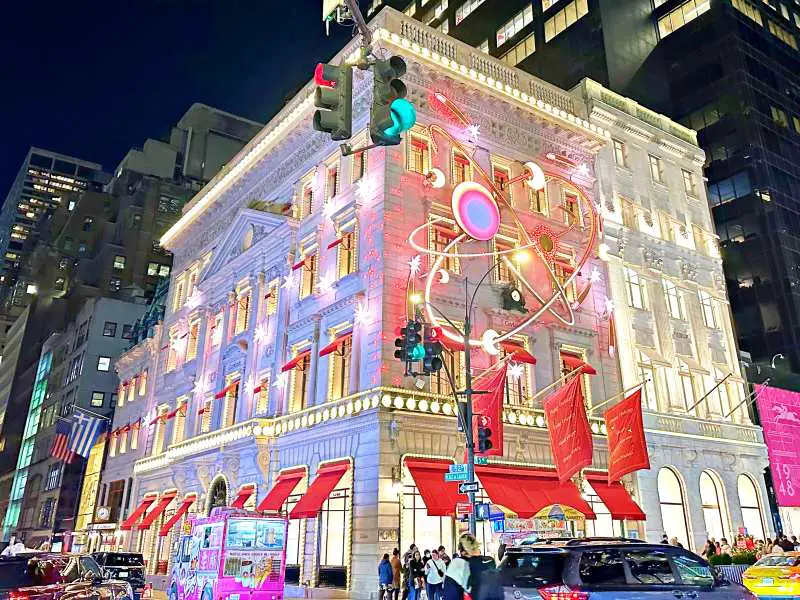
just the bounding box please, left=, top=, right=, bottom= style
left=472, top=367, right=506, bottom=457
left=543, top=376, right=593, bottom=484
left=604, top=389, right=650, bottom=484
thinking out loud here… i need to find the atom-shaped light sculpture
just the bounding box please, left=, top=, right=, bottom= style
left=408, top=92, right=601, bottom=353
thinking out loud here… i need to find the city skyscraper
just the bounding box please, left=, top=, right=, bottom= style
left=372, top=0, right=800, bottom=376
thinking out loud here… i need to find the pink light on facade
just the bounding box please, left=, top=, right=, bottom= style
left=451, top=182, right=500, bottom=241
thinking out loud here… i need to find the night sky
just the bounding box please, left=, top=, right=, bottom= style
left=0, top=0, right=356, bottom=194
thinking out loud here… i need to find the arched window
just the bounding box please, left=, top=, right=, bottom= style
left=208, top=477, right=228, bottom=515
left=738, top=474, right=765, bottom=542
left=700, top=471, right=727, bottom=541
left=658, top=467, right=690, bottom=549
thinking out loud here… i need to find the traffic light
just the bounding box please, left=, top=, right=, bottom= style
left=370, top=56, right=416, bottom=146
left=407, top=320, right=425, bottom=361
left=422, top=325, right=444, bottom=375
left=313, top=62, right=353, bottom=141
left=394, top=328, right=407, bottom=362
left=477, top=415, right=494, bottom=454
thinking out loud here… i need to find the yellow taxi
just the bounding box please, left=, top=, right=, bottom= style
left=742, top=552, right=800, bottom=597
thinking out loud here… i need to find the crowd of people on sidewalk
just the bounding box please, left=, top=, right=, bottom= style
left=378, top=534, right=501, bottom=600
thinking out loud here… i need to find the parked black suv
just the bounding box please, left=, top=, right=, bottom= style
left=92, top=552, right=146, bottom=600
left=496, top=538, right=756, bottom=599
left=0, top=552, right=133, bottom=600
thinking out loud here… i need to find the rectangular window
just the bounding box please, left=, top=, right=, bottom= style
left=707, top=171, right=752, bottom=207
left=130, top=424, right=138, bottom=450
left=172, top=404, right=186, bottom=444
left=478, top=39, right=490, bottom=53
left=455, top=0, right=487, bottom=24
left=658, top=0, right=711, bottom=38
left=113, top=255, right=126, bottom=270
left=636, top=351, right=659, bottom=411
left=234, top=292, right=251, bottom=335
left=97, top=356, right=111, bottom=371
left=771, top=105, right=790, bottom=127
left=407, top=135, right=431, bottom=174
left=187, top=319, right=200, bottom=361
left=682, top=169, right=697, bottom=197
left=336, top=224, right=358, bottom=279
left=612, top=139, right=628, bottom=168
left=173, top=280, right=185, bottom=312
left=553, top=260, right=577, bottom=303
left=544, top=0, right=589, bottom=42
left=91, top=391, right=105, bottom=407
left=794, top=115, right=800, bottom=134
left=430, top=223, right=461, bottom=274
left=328, top=335, right=352, bottom=401
left=128, top=377, right=137, bottom=404
left=152, top=406, right=168, bottom=456
left=139, top=370, right=148, bottom=396
left=699, top=290, right=717, bottom=328
left=351, top=149, right=367, bottom=183
left=289, top=353, right=312, bottom=412
left=500, top=32, right=536, bottom=66
left=319, top=488, right=351, bottom=569
left=222, top=381, right=239, bottom=428
left=299, top=181, right=314, bottom=219
left=299, top=247, right=318, bottom=300
left=200, top=398, right=213, bottom=433
left=501, top=340, right=532, bottom=406
left=103, top=321, right=117, bottom=337
left=663, top=280, right=683, bottom=319
left=118, top=430, right=127, bottom=454
left=121, top=324, right=133, bottom=339
left=768, top=19, right=798, bottom=48
left=45, top=465, right=61, bottom=491
left=256, top=379, right=270, bottom=415
left=624, top=268, right=646, bottom=309
left=530, top=186, right=547, bottom=215
left=166, top=330, right=179, bottom=372
left=492, top=163, right=512, bottom=201
left=732, top=0, right=764, bottom=23
left=265, top=279, right=280, bottom=317
left=452, top=151, right=472, bottom=185
left=326, top=163, right=339, bottom=200
left=649, top=155, right=664, bottom=184
left=562, top=190, right=581, bottom=226
left=679, top=365, right=697, bottom=413
left=496, top=4, right=533, bottom=46
left=494, top=238, right=515, bottom=284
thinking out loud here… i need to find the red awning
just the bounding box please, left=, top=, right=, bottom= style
left=319, top=331, right=353, bottom=357
left=158, top=495, right=196, bottom=536
left=138, top=493, right=177, bottom=530
left=327, top=238, right=343, bottom=250
left=214, top=380, right=239, bottom=400
left=291, top=259, right=307, bottom=271
left=586, top=475, right=646, bottom=520
left=561, top=353, right=597, bottom=375
left=500, top=341, right=537, bottom=365
left=289, top=460, right=350, bottom=519
left=257, top=467, right=306, bottom=512
left=476, top=465, right=595, bottom=519
left=231, top=484, right=256, bottom=509
left=120, top=494, right=158, bottom=530
left=405, top=458, right=467, bottom=517
left=440, top=337, right=465, bottom=352
left=281, top=350, right=311, bottom=373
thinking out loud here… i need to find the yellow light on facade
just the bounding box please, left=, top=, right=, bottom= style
left=410, top=293, right=423, bottom=305
left=512, top=250, right=531, bottom=264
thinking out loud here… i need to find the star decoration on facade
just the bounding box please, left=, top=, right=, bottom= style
left=273, top=372, right=289, bottom=389
left=466, top=123, right=480, bottom=143
left=354, top=301, right=371, bottom=326
left=282, top=272, right=296, bottom=290
left=254, top=325, right=269, bottom=344
left=589, top=266, right=602, bottom=283
left=507, top=362, right=525, bottom=380
left=322, top=201, right=338, bottom=220
left=317, top=272, right=335, bottom=294
left=604, top=296, right=615, bottom=314
left=409, top=255, right=422, bottom=276
left=356, top=176, right=378, bottom=202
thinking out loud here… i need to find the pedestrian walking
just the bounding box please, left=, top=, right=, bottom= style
left=390, top=548, right=402, bottom=600
left=401, top=544, right=417, bottom=600
left=379, top=553, right=394, bottom=600
left=443, top=533, right=480, bottom=600
left=407, top=550, right=425, bottom=600
left=424, top=549, right=446, bottom=600
left=437, top=546, right=451, bottom=567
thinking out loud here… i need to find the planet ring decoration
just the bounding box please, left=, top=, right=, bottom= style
left=408, top=92, right=600, bottom=352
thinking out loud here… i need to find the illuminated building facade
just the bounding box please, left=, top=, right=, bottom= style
left=96, top=8, right=770, bottom=596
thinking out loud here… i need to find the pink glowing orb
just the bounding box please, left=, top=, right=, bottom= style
left=451, top=181, right=500, bottom=241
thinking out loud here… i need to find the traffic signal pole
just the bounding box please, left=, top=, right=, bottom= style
left=462, top=300, right=478, bottom=536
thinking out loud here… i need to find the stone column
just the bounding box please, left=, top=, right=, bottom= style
left=212, top=292, right=235, bottom=430
left=308, top=316, right=322, bottom=407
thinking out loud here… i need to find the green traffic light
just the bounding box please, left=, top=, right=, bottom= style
left=383, top=98, right=417, bottom=137
left=411, top=343, right=426, bottom=361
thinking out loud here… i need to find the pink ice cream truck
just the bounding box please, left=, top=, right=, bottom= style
left=169, top=507, right=287, bottom=600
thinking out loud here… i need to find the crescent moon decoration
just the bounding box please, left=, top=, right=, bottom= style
left=408, top=92, right=601, bottom=351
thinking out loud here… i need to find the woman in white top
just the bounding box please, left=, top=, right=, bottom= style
left=425, top=549, right=446, bottom=600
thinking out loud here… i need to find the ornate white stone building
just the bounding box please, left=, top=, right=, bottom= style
left=573, top=80, right=772, bottom=549
left=90, top=7, right=771, bottom=598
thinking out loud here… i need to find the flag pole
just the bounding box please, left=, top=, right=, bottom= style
left=528, top=366, right=584, bottom=406
left=72, top=405, right=110, bottom=421
left=589, top=380, right=648, bottom=414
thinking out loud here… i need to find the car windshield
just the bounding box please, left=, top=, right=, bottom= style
left=102, top=553, right=144, bottom=567
left=0, top=560, right=35, bottom=590
left=499, top=552, right=566, bottom=588
left=756, top=555, right=800, bottom=567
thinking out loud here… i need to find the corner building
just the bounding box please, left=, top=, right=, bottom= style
left=114, top=9, right=767, bottom=597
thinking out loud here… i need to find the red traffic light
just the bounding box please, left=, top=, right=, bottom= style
left=314, top=63, right=336, bottom=88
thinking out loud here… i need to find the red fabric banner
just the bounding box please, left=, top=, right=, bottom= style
left=472, top=367, right=506, bottom=457
left=543, top=376, right=593, bottom=484
left=604, top=389, right=650, bottom=484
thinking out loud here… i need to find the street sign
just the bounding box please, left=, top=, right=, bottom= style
left=475, top=456, right=488, bottom=465
left=459, top=481, right=479, bottom=494
left=444, top=472, right=469, bottom=482
left=448, top=463, right=468, bottom=474
left=456, top=502, right=473, bottom=515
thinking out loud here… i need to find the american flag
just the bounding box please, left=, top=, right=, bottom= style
left=51, top=411, right=106, bottom=464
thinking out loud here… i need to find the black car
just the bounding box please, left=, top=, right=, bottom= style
left=0, top=552, right=133, bottom=600
left=496, top=538, right=756, bottom=599
left=92, top=552, right=146, bottom=600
